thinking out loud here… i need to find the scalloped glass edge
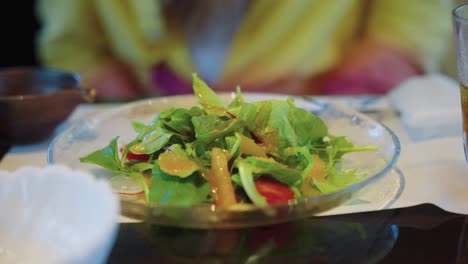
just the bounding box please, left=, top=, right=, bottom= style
left=47, top=93, right=401, bottom=229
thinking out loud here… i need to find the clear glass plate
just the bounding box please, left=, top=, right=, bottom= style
left=47, top=93, right=401, bottom=229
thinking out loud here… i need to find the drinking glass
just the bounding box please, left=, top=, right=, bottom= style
left=452, top=3, right=468, bottom=161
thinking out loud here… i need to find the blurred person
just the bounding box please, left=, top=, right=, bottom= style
left=35, top=0, right=453, bottom=99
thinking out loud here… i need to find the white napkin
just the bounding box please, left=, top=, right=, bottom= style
left=319, top=137, right=468, bottom=216
left=387, top=74, right=462, bottom=141
left=394, top=137, right=468, bottom=214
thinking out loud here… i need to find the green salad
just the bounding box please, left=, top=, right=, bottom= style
left=80, top=74, right=377, bottom=208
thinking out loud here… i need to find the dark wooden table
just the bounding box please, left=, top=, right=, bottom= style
left=106, top=205, right=468, bottom=264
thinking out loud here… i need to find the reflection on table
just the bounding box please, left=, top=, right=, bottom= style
left=108, top=204, right=467, bottom=264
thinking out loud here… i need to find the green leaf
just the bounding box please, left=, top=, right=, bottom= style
left=79, top=137, right=123, bottom=173
left=235, top=101, right=271, bottom=133
left=244, top=156, right=302, bottom=186
left=227, top=86, right=244, bottom=109
left=233, top=99, right=328, bottom=155
left=312, top=168, right=362, bottom=194
left=148, top=162, right=211, bottom=206
left=192, top=115, right=245, bottom=146
left=313, top=135, right=378, bottom=166
left=237, top=160, right=268, bottom=206
left=130, top=127, right=172, bottom=154
left=287, top=98, right=328, bottom=145
left=225, top=134, right=241, bottom=160
left=192, top=73, right=226, bottom=108
left=129, top=162, right=154, bottom=173
left=131, top=121, right=147, bottom=133
left=266, top=100, right=298, bottom=148
left=157, top=107, right=203, bottom=141
left=282, top=146, right=314, bottom=180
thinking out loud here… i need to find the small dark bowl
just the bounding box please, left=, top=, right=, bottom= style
left=0, top=67, right=95, bottom=145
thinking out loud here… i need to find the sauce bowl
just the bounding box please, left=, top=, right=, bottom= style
left=0, top=67, right=95, bottom=145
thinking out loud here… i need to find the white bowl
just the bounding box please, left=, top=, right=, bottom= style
left=0, top=165, right=120, bottom=264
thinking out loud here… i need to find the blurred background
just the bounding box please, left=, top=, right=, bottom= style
left=0, top=0, right=462, bottom=91
left=0, top=1, right=39, bottom=68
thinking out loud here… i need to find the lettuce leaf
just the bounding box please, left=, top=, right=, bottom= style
left=149, top=161, right=211, bottom=206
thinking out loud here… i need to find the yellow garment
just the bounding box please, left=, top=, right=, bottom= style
left=36, top=0, right=453, bottom=93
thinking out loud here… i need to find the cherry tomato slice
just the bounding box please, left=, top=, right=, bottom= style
left=254, top=177, right=294, bottom=205
left=126, top=152, right=150, bottom=161
left=120, top=147, right=150, bottom=161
